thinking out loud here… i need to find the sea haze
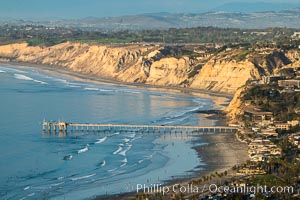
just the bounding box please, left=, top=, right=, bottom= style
left=0, top=63, right=217, bottom=199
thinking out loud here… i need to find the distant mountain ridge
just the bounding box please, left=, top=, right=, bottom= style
left=211, top=2, right=300, bottom=13
left=1, top=7, right=300, bottom=30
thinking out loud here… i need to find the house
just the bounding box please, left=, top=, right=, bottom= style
left=288, top=133, right=300, bottom=148
left=288, top=120, right=299, bottom=127
left=262, top=76, right=284, bottom=84
left=278, top=80, right=300, bottom=89
left=259, top=129, right=278, bottom=137
left=249, top=153, right=266, bottom=162
left=291, top=32, right=300, bottom=38
left=251, top=127, right=260, bottom=132
left=244, top=110, right=273, bottom=122
left=248, top=139, right=281, bottom=162
left=275, top=123, right=291, bottom=131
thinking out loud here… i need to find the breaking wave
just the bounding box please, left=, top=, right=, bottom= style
left=113, top=146, right=123, bottom=155
left=71, top=173, right=96, bottom=181
left=77, top=146, right=89, bottom=154
left=14, top=74, right=48, bottom=85
left=95, top=136, right=107, bottom=144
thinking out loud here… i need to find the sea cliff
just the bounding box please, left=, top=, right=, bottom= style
left=0, top=42, right=298, bottom=97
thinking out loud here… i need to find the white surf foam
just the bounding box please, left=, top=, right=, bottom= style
left=128, top=133, right=136, bottom=138
left=131, top=136, right=142, bottom=142
left=127, top=91, right=141, bottom=94
left=95, top=136, right=107, bottom=144
left=57, top=176, right=64, bottom=180
left=27, top=193, right=35, bottom=197
left=0, top=70, right=5, bottom=73
left=122, top=157, right=127, bottom=163
left=121, top=158, right=127, bottom=167
left=187, top=106, right=204, bottom=113
left=166, top=106, right=204, bottom=122
left=119, top=150, right=127, bottom=156
left=50, top=182, right=64, bottom=187
left=144, top=154, right=153, bottom=160
left=100, top=160, right=106, bottom=167
left=14, top=74, right=48, bottom=85
left=119, top=145, right=132, bottom=156
left=5, top=67, right=27, bottom=73
left=122, top=89, right=141, bottom=94
left=71, top=173, right=96, bottom=181
left=23, top=186, right=31, bottom=190
left=113, top=146, right=123, bottom=155
left=68, top=84, right=81, bottom=88
left=34, top=80, right=48, bottom=85
left=99, top=89, right=114, bottom=92
left=120, top=163, right=127, bottom=168
left=51, top=77, right=68, bottom=83
left=123, top=138, right=130, bottom=143
left=14, top=74, right=33, bottom=81
left=107, top=168, right=117, bottom=172
left=77, top=146, right=89, bottom=154
left=84, top=87, right=99, bottom=91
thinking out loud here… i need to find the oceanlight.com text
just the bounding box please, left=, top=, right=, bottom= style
left=136, top=183, right=294, bottom=195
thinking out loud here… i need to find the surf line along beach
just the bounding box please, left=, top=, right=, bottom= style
left=0, top=62, right=248, bottom=199
left=94, top=133, right=248, bottom=199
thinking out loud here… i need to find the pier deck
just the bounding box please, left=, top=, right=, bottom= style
left=42, top=121, right=237, bottom=136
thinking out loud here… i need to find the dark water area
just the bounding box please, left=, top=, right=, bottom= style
left=0, top=63, right=221, bottom=199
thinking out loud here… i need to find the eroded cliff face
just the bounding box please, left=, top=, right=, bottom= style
left=190, top=59, right=261, bottom=94
left=0, top=42, right=298, bottom=96
left=225, top=86, right=247, bottom=122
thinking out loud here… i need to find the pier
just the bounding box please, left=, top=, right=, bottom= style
left=42, top=121, right=237, bottom=136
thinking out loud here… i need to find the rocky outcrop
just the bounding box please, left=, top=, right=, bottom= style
left=225, top=86, right=247, bottom=122
left=0, top=42, right=298, bottom=96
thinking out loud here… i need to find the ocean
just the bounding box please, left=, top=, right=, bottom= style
left=0, top=63, right=218, bottom=199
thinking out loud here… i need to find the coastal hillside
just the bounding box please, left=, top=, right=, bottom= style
left=0, top=42, right=298, bottom=94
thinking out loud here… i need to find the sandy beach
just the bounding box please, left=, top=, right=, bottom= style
left=1, top=61, right=233, bottom=104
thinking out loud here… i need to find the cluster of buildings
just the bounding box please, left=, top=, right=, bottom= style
left=248, top=139, right=281, bottom=162
left=262, top=68, right=300, bottom=90
left=234, top=69, right=300, bottom=175
left=243, top=109, right=298, bottom=131
left=238, top=108, right=300, bottom=170
left=248, top=69, right=300, bottom=96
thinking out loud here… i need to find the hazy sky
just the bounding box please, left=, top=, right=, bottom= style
left=0, top=0, right=299, bottom=19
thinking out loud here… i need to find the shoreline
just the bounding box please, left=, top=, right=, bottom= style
left=0, top=61, right=233, bottom=99
left=0, top=61, right=247, bottom=199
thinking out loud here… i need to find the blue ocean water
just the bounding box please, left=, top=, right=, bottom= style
left=0, top=63, right=217, bottom=199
